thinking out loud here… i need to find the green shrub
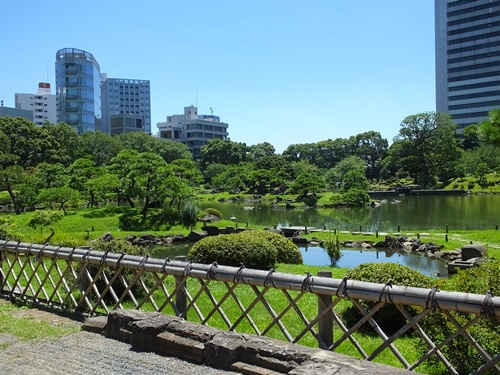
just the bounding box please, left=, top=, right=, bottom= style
left=188, top=231, right=278, bottom=270
left=323, top=233, right=342, bottom=266
left=346, top=263, right=434, bottom=288
left=342, top=188, right=370, bottom=207
left=118, top=208, right=180, bottom=231
left=344, top=263, right=433, bottom=334
left=90, top=238, right=147, bottom=256
left=203, top=208, right=223, bottom=220
left=0, top=216, right=20, bottom=241
left=86, top=239, right=151, bottom=305
left=28, top=210, right=64, bottom=231
left=259, top=230, right=303, bottom=264
left=420, top=258, right=500, bottom=374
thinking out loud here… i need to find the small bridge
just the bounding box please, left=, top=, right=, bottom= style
left=0, top=240, right=499, bottom=374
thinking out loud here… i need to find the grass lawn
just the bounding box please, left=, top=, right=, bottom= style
left=0, top=299, right=81, bottom=346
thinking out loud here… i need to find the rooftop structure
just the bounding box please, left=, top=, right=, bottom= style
left=157, top=105, right=229, bottom=158
left=15, top=82, right=57, bottom=126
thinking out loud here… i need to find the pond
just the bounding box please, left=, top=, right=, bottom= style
left=152, top=195, right=497, bottom=277
left=198, top=194, right=500, bottom=232
left=152, top=244, right=448, bottom=278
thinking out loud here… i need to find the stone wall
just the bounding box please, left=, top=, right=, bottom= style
left=83, top=309, right=412, bottom=375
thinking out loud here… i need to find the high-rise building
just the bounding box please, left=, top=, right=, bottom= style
left=157, top=105, right=229, bottom=158
left=101, top=77, right=151, bottom=134
left=55, top=48, right=101, bottom=134
left=435, top=0, right=500, bottom=130
left=15, top=82, right=57, bottom=126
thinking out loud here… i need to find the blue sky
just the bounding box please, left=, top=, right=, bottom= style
left=0, top=1, right=435, bottom=153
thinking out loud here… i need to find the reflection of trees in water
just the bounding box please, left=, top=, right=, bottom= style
left=151, top=243, right=191, bottom=258
left=199, top=195, right=500, bottom=231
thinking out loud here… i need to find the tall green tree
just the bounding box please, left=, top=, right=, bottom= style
left=248, top=142, right=276, bottom=161
left=384, top=112, right=461, bottom=187
left=108, top=149, right=141, bottom=207
left=479, top=108, right=500, bottom=146
left=200, top=139, right=249, bottom=167
left=129, top=152, right=170, bottom=217
left=324, top=156, right=367, bottom=189
left=67, top=158, right=106, bottom=207
left=43, top=122, right=83, bottom=166
left=80, top=131, right=123, bottom=166
left=349, top=131, right=388, bottom=180
left=118, top=132, right=193, bottom=162
left=0, top=165, right=25, bottom=214
left=0, top=117, right=53, bottom=168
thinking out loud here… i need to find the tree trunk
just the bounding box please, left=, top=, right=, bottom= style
left=59, top=203, right=67, bottom=216
left=43, top=228, right=55, bottom=244
left=126, top=196, right=135, bottom=208
left=141, top=197, right=150, bottom=218
left=6, top=187, right=21, bottom=215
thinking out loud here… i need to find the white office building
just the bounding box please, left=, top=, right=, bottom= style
left=15, top=82, right=57, bottom=126
left=101, top=77, right=151, bottom=134
left=157, top=105, right=229, bottom=158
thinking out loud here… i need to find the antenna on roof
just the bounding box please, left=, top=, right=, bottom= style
left=196, top=88, right=198, bottom=108
left=210, top=107, right=213, bottom=115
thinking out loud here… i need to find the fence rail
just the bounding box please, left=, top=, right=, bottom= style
left=0, top=240, right=499, bottom=374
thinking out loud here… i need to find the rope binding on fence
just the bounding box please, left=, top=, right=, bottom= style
left=425, top=285, right=440, bottom=309
left=378, top=279, right=393, bottom=303
left=301, top=272, right=313, bottom=293
left=233, top=263, right=245, bottom=284
left=264, top=268, right=276, bottom=288
left=207, top=262, right=218, bottom=280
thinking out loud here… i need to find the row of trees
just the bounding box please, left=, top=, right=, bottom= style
left=0, top=110, right=499, bottom=218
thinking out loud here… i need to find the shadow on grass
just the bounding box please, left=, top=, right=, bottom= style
left=82, top=206, right=131, bottom=218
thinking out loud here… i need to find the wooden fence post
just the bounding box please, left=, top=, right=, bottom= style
left=174, top=256, right=187, bottom=316
left=317, top=271, right=333, bottom=349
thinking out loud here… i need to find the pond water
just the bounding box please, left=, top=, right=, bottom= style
left=198, top=194, right=500, bottom=232
left=152, top=195, right=497, bottom=277
left=152, top=244, right=448, bottom=278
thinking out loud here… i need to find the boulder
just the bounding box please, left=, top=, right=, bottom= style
left=187, top=231, right=208, bottom=242
left=172, top=234, right=187, bottom=242
left=202, top=226, right=220, bottom=236
left=461, top=244, right=487, bottom=261
left=140, top=233, right=156, bottom=242
left=132, top=238, right=147, bottom=246
left=199, top=214, right=220, bottom=223
left=291, top=236, right=309, bottom=244
left=98, top=232, right=114, bottom=242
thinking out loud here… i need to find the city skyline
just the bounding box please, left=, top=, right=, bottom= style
left=1, top=1, right=435, bottom=152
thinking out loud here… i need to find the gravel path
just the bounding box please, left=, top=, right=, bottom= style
left=0, top=331, right=234, bottom=375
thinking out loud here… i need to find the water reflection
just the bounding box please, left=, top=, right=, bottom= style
left=199, top=195, right=500, bottom=231
left=300, top=246, right=448, bottom=277
left=152, top=244, right=448, bottom=277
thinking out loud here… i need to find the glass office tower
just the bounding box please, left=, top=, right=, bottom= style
left=55, top=48, right=101, bottom=133
left=435, top=0, right=500, bottom=130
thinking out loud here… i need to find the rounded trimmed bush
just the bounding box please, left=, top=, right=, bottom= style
left=203, top=208, right=223, bottom=220
left=259, top=230, right=303, bottom=264
left=188, top=231, right=277, bottom=270
left=346, top=262, right=433, bottom=288
left=343, top=263, right=433, bottom=334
